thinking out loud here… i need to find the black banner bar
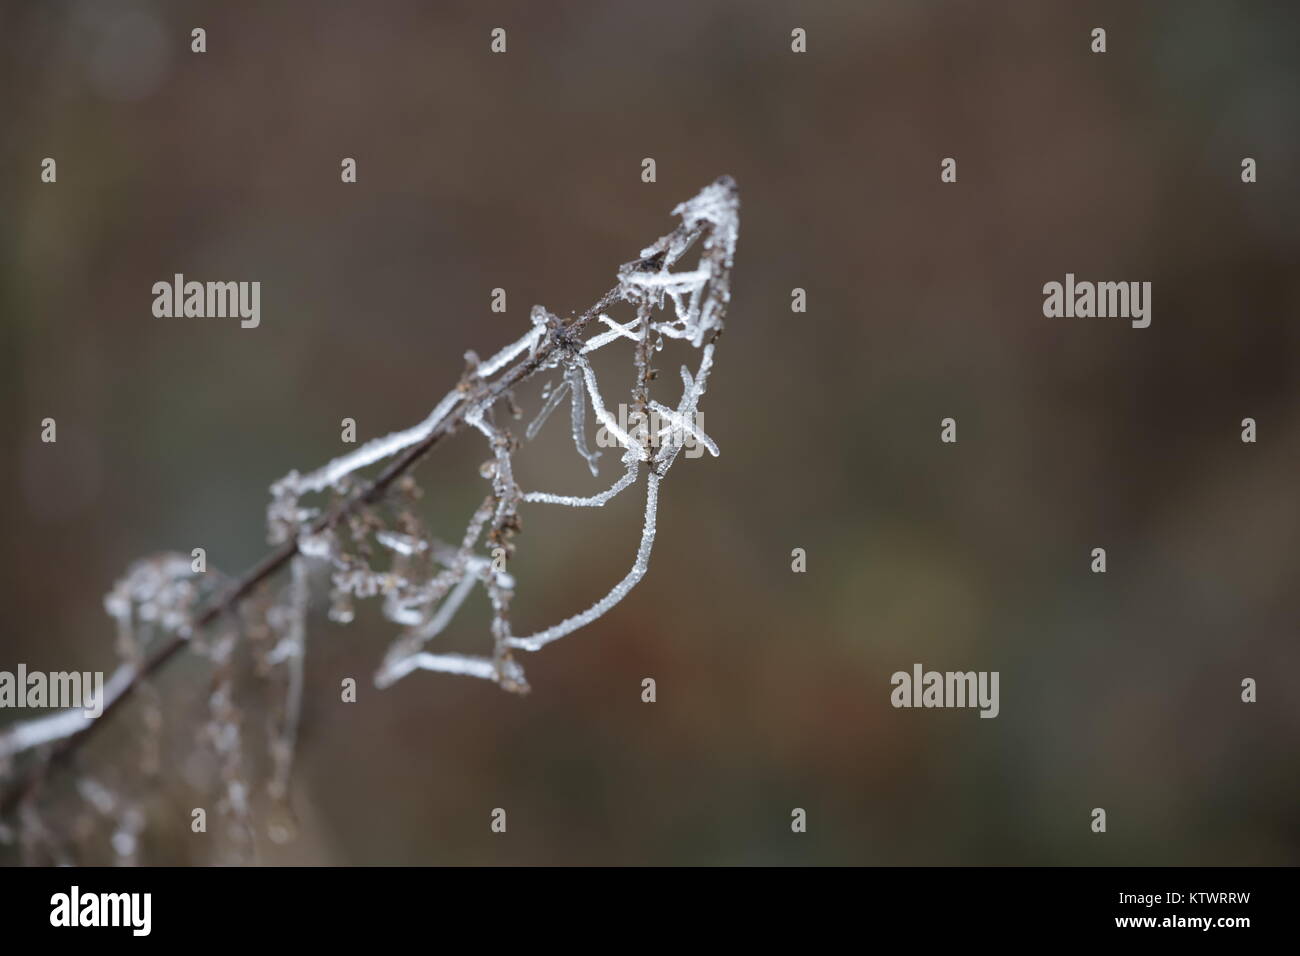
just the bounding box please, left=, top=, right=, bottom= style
left=0, top=865, right=1284, bottom=942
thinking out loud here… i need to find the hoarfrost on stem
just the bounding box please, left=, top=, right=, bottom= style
left=270, top=174, right=739, bottom=694
left=0, top=178, right=739, bottom=861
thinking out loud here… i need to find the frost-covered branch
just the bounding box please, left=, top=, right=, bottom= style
left=0, top=177, right=740, bottom=859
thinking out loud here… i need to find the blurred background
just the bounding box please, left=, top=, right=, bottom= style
left=1, top=0, right=1297, bottom=865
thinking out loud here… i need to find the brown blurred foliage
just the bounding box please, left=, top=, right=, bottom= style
left=1, top=1, right=1297, bottom=864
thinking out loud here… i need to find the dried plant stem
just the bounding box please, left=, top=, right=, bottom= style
left=0, top=286, right=621, bottom=818
left=0, top=177, right=739, bottom=854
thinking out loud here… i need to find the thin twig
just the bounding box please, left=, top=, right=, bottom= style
left=0, top=286, right=622, bottom=819
left=0, top=174, right=738, bottom=835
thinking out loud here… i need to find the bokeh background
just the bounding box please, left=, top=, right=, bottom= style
left=2, top=0, right=1298, bottom=865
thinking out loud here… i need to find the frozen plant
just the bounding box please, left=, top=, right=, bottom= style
left=0, top=177, right=740, bottom=862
